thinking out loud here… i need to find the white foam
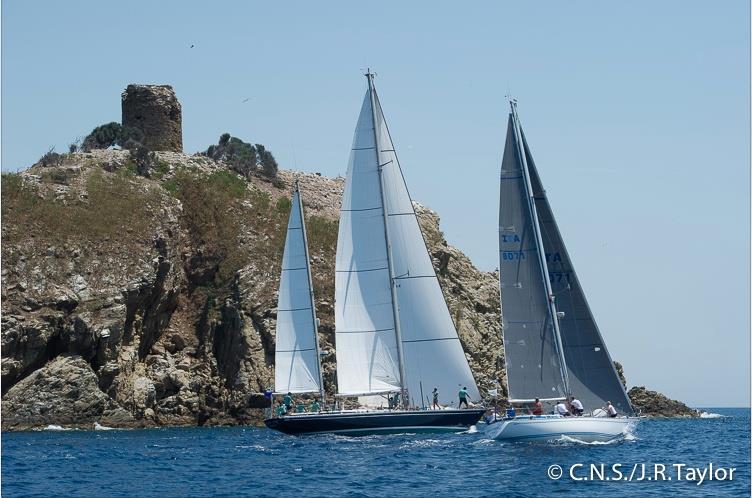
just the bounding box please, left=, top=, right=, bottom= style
left=557, top=434, right=624, bottom=445
left=94, top=422, right=115, bottom=430
left=699, top=411, right=726, bottom=419
left=42, top=425, right=72, bottom=431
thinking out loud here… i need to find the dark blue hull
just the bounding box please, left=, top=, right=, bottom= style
left=264, top=408, right=486, bottom=436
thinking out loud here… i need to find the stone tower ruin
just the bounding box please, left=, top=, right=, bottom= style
left=121, top=84, right=183, bottom=152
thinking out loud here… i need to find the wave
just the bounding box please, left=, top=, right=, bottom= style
left=41, top=425, right=73, bottom=431
left=94, top=422, right=115, bottom=431
left=699, top=411, right=726, bottom=419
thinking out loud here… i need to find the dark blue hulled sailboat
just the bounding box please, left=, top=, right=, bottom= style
left=264, top=73, right=484, bottom=435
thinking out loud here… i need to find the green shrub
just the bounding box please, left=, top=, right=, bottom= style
left=82, top=122, right=122, bottom=151
left=203, top=134, right=279, bottom=178
left=256, top=144, right=278, bottom=178
left=37, top=147, right=64, bottom=167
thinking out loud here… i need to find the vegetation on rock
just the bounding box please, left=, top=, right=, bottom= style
left=203, top=134, right=278, bottom=179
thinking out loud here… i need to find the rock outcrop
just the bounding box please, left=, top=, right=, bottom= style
left=2, top=354, right=134, bottom=429
left=1, top=150, right=505, bottom=430
left=628, top=386, right=699, bottom=417
left=121, top=85, right=182, bottom=152
left=1, top=147, right=695, bottom=429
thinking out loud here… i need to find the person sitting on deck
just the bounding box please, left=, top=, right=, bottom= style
left=295, top=403, right=306, bottom=413
left=570, top=396, right=584, bottom=416
left=458, top=387, right=470, bottom=408
left=309, top=399, right=321, bottom=413
left=283, top=392, right=294, bottom=412
left=532, top=398, right=543, bottom=415
left=555, top=401, right=571, bottom=417
left=604, top=401, right=618, bottom=418
left=275, top=401, right=287, bottom=417
left=432, top=388, right=440, bottom=410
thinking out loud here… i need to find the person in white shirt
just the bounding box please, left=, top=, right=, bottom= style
left=604, top=401, right=618, bottom=418
left=555, top=401, right=571, bottom=417
left=570, top=396, right=584, bottom=416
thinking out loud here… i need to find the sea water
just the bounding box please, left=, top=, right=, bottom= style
left=2, top=408, right=749, bottom=497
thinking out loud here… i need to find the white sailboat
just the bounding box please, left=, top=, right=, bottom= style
left=487, top=100, right=637, bottom=442
left=265, top=72, right=485, bottom=435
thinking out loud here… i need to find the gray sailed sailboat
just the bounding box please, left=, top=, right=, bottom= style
left=265, top=73, right=484, bottom=435
left=488, top=100, right=636, bottom=442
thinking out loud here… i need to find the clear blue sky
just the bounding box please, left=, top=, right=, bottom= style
left=2, top=0, right=749, bottom=407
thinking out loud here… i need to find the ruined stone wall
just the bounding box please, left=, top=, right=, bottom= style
left=121, top=84, right=183, bottom=152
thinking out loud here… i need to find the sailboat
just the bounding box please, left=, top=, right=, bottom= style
left=487, top=100, right=637, bottom=442
left=264, top=72, right=485, bottom=435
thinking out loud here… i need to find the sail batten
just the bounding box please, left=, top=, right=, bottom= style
left=274, top=186, right=323, bottom=395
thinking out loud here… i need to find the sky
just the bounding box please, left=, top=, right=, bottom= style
left=2, top=0, right=749, bottom=407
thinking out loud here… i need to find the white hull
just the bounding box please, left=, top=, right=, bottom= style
left=486, top=415, right=635, bottom=442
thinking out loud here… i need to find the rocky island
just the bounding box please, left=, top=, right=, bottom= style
left=1, top=85, right=697, bottom=430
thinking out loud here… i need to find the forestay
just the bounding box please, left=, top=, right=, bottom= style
left=521, top=129, right=634, bottom=415
left=274, top=186, right=322, bottom=394
left=498, top=114, right=567, bottom=403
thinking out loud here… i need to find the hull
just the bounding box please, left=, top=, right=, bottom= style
left=264, top=408, right=485, bottom=436
left=486, top=415, right=635, bottom=442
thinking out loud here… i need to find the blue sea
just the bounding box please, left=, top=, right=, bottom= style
left=2, top=408, right=749, bottom=497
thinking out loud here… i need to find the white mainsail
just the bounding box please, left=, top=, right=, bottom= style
left=274, top=182, right=324, bottom=395
left=335, top=74, right=480, bottom=406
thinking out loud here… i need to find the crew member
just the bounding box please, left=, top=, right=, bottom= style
left=555, top=400, right=571, bottom=417
left=275, top=400, right=287, bottom=417
left=570, top=396, right=584, bottom=416
left=532, top=398, right=543, bottom=415
left=283, top=392, right=294, bottom=411
left=310, top=399, right=321, bottom=413
left=458, top=387, right=469, bottom=408
left=432, top=388, right=440, bottom=410
left=605, top=401, right=618, bottom=418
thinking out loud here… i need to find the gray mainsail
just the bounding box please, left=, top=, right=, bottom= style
left=498, top=114, right=567, bottom=403
left=521, top=129, right=634, bottom=415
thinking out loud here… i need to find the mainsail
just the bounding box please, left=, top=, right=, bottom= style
left=335, top=74, right=480, bottom=406
left=521, top=130, right=634, bottom=415
left=274, top=181, right=324, bottom=395
left=498, top=114, right=567, bottom=403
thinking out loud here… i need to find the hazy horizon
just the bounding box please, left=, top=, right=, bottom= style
left=2, top=0, right=749, bottom=407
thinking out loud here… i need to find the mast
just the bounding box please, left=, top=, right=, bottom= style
left=295, top=177, right=326, bottom=403
left=367, top=70, right=409, bottom=409
left=509, top=99, right=571, bottom=398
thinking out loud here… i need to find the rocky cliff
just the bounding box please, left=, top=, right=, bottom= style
left=1, top=150, right=504, bottom=430
left=1, top=147, right=697, bottom=429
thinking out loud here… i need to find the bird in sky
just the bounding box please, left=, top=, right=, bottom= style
left=190, top=44, right=194, bottom=48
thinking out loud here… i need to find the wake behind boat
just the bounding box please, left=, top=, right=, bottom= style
left=264, top=72, right=485, bottom=435
left=489, top=100, right=637, bottom=442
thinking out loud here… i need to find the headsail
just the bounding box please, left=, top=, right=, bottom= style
left=372, top=85, right=480, bottom=407
left=274, top=182, right=323, bottom=395
left=335, top=74, right=480, bottom=406
left=521, top=129, right=634, bottom=415
left=498, top=114, right=567, bottom=403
